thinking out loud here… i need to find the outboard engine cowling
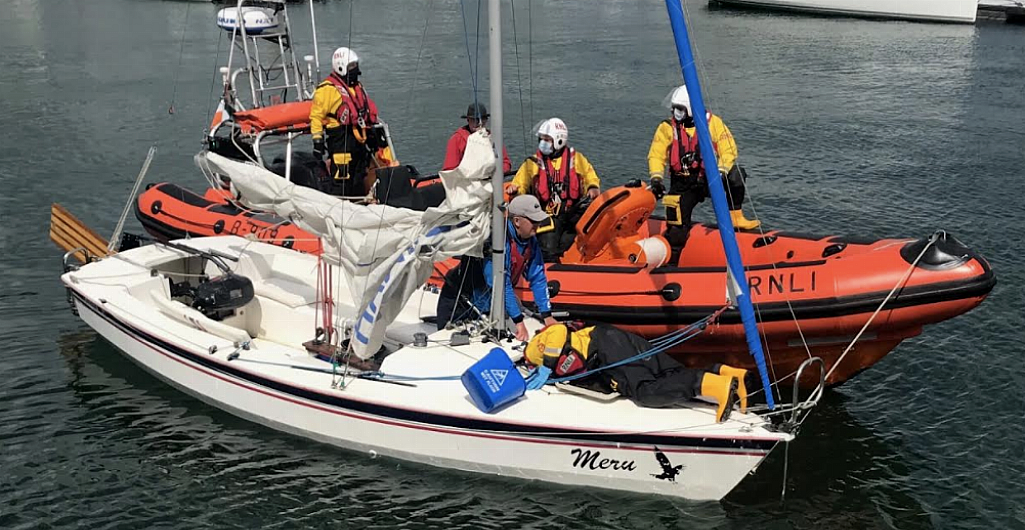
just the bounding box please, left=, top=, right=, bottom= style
left=192, top=273, right=255, bottom=320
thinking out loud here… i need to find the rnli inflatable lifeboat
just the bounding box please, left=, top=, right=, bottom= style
left=136, top=183, right=995, bottom=387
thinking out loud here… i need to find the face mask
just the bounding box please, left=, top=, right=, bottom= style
left=538, top=139, right=554, bottom=156
left=673, top=108, right=688, bottom=122
left=345, top=67, right=361, bottom=84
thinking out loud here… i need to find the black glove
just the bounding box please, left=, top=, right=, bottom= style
left=313, top=138, right=326, bottom=159
left=369, top=128, right=387, bottom=150
left=650, top=177, right=666, bottom=199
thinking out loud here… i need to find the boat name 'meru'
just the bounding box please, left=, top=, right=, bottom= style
left=747, top=271, right=817, bottom=295
left=570, top=448, right=637, bottom=471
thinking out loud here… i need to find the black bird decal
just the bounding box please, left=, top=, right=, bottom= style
left=651, top=447, right=684, bottom=482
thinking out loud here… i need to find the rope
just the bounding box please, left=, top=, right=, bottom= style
left=823, top=231, right=941, bottom=382
left=168, top=1, right=191, bottom=115
left=528, top=0, right=533, bottom=127
left=360, top=371, right=462, bottom=382
left=548, top=306, right=727, bottom=384
left=458, top=0, right=482, bottom=109
left=204, top=30, right=225, bottom=131
left=510, top=0, right=530, bottom=158
left=403, top=0, right=434, bottom=118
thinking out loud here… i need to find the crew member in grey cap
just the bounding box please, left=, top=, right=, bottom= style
left=436, top=194, right=557, bottom=341
left=442, top=102, right=512, bottom=173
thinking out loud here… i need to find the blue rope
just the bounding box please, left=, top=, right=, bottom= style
left=360, top=371, right=462, bottom=382
left=547, top=318, right=710, bottom=385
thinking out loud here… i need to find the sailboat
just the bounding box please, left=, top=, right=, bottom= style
left=56, top=0, right=818, bottom=500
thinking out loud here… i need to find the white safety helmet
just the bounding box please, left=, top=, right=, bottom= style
left=534, top=117, right=569, bottom=151
left=662, top=85, right=691, bottom=114
left=331, top=47, right=360, bottom=76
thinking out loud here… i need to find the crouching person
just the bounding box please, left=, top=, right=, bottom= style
left=524, top=323, right=750, bottom=423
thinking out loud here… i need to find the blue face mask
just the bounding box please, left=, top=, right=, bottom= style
left=538, top=139, right=554, bottom=156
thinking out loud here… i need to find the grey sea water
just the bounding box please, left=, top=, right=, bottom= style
left=1, top=0, right=1023, bottom=528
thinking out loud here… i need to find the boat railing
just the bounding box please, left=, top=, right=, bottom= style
left=788, top=357, right=825, bottom=425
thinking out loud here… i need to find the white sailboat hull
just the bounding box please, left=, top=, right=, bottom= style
left=64, top=238, right=790, bottom=501
left=712, top=0, right=978, bottom=23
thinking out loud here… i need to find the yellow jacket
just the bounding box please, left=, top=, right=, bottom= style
left=309, top=82, right=346, bottom=141
left=525, top=324, right=595, bottom=368
left=510, top=149, right=601, bottom=199
left=647, top=114, right=737, bottom=177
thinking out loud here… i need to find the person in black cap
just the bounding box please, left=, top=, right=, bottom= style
left=442, top=102, right=512, bottom=173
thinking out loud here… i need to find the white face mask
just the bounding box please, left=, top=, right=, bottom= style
left=538, top=139, right=554, bottom=156
left=673, top=108, right=688, bottom=121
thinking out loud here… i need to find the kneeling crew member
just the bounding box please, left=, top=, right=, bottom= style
left=436, top=194, right=558, bottom=341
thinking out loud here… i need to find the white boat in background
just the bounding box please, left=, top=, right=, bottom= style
left=710, top=0, right=978, bottom=23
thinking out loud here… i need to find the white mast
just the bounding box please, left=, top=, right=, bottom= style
left=487, top=0, right=507, bottom=331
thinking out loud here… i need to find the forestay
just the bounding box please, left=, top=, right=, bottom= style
left=197, top=131, right=497, bottom=358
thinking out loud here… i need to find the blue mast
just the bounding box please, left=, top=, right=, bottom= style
left=663, top=0, right=775, bottom=409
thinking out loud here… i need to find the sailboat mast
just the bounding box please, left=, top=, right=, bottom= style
left=663, top=0, right=775, bottom=409
left=488, top=0, right=507, bottom=331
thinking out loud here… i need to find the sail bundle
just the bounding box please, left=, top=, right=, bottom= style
left=198, top=131, right=498, bottom=358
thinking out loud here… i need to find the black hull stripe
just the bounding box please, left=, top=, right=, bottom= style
left=70, top=289, right=778, bottom=452
left=552, top=270, right=996, bottom=326
left=135, top=207, right=190, bottom=241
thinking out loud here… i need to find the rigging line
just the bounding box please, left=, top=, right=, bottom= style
left=168, top=1, right=191, bottom=115
left=204, top=30, right=225, bottom=132
left=823, top=232, right=939, bottom=383
left=347, top=0, right=354, bottom=51
left=475, top=0, right=483, bottom=106
left=404, top=0, right=435, bottom=118
left=509, top=0, right=530, bottom=158
left=528, top=0, right=533, bottom=127
left=459, top=0, right=479, bottom=104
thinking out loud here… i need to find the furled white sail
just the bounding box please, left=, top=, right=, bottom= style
left=197, top=131, right=497, bottom=358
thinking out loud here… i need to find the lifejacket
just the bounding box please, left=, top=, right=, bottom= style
left=534, top=147, right=581, bottom=210
left=665, top=117, right=717, bottom=178
left=507, top=227, right=534, bottom=286
left=529, top=322, right=590, bottom=377
left=322, top=74, right=378, bottom=132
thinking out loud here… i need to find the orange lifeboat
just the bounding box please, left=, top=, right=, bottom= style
left=436, top=185, right=996, bottom=387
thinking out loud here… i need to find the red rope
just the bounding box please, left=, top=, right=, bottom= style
left=709, top=304, right=730, bottom=326
left=315, top=258, right=335, bottom=345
